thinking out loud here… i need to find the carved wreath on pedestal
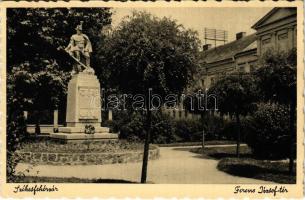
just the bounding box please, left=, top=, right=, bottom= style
left=84, top=124, right=95, bottom=134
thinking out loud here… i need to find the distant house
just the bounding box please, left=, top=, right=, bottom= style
left=199, top=32, right=257, bottom=89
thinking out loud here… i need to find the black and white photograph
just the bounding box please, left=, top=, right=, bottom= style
left=2, top=2, right=303, bottom=198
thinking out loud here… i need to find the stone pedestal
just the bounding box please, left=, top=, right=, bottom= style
left=50, top=72, right=118, bottom=142
left=65, top=72, right=101, bottom=127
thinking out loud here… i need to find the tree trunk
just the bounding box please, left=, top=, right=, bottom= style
left=201, top=113, right=205, bottom=149
left=141, top=107, right=152, bottom=183
left=219, top=114, right=224, bottom=140
left=35, top=111, right=41, bottom=136
left=289, top=99, right=296, bottom=174
left=236, top=113, right=241, bottom=158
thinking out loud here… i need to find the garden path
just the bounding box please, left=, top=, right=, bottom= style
left=16, top=146, right=274, bottom=184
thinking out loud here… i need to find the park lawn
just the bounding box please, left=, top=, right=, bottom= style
left=217, top=158, right=296, bottom=184
left=157, top=140, right=236, bottom=147
left=190, top=145, right=252, bottom=159
left=10, top=176, right=137, bottom=183
left=190, top=145, right=296, bottom=184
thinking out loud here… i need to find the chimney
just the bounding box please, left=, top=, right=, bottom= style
left=236, top=32, right=246, bottom=40
left=203, top=44, right=212, bottom=51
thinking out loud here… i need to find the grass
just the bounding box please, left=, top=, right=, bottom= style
left=190, top=145, right=252, bottom=159
left=190, top=145, right=296, bottom=184
left=157, top=140, right=236, bottom=147
left=10, top=176, right=137, bottom=183
left=217, top=158, right=296, bottom=184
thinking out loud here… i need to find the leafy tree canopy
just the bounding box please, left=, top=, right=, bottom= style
left=255, top=49, right=296, bottom=105
left=7, top=8, right=112, bottom=110
left=8, top=8, right=112, bottom=68
left=209, top=74, right=258, bottom=116
left=101, top=11, right=200, bottom=99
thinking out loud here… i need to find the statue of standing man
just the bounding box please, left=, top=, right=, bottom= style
left=65, top=21, right=93, bottom=74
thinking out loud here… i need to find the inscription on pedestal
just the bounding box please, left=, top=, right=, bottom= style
left=79, top=87, right=100, bottom=120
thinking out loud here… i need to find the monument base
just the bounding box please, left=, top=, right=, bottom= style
left=51, top=126, right=118, bottom=143
left=58, top=126, right=110, bottom=133
left=52, top=70, right=119, bottom=143
left=49, top=132, right=118, bottom=143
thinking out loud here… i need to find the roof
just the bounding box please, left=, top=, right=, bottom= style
left=252, top=7, right=297, bottom=30
left=235, top=40, right=257, bottom=57
left=252, top=8, right=279, bottom=30
left=200, top=33, right=257, bottom=64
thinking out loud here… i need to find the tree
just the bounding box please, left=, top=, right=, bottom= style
left=101, top=12, right=200, bottom=183
left=209, top=74, right=258, bottom=157
left=6, top=8, right=112, bottom=179
left=7, top=8, right=113, bottom=106
left=255, top=49, right=296, bottom=174
left=8, top=61, right=70, bottom=135
left=7, top=8, right=112, bottom=69
left=7, top=8, right=112, bottom=134
left=245, top=103, right=291, bottom=159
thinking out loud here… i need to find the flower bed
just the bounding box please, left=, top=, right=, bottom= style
left=19, top=139, right=143, bottom=153
left=16, top=140, right=159, bottom=165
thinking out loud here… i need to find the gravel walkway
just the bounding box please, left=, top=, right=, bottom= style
left=16, top=146, right=274, bottom=184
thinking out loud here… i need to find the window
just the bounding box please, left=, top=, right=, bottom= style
left=211, top=77, right=215, bottom=85
left=250, top=65, right=255, bottom=72
left=262, top=38, right=271, bottom=45
left=201, top=79, right=205, bottom=88
left=238, top=63, right=246, bottom=73
left=261, top=37, right=272, bottom=55
left=278, top=32, right=288, bottom=52
left=278, top=33, right=288, bottom=40
left=239, top=66, right=245, bottom=73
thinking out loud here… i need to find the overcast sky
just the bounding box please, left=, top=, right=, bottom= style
left=111, top=7, right=271, bottom=45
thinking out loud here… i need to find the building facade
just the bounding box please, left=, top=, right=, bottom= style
left=252, top=7, right=297, bottom=56
left=199, top=33, right=257, bottom=89
left=198, top=7, right=297, bottom=89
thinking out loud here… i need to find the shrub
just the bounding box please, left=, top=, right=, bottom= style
left=119, top=112, right=177, bottom=143
left=7, top=151, right=22, bottom=182
left=7, top=109, right=28, bottom=181
left=102, top=120, right=119, bottom=133
left=244, top=103, right=292, bottom=159
left=217, top=157, right=296, bottom=184
left=114, top=110, right=232, bottom=144
left=102, top=110, right=136, bottom=134
left=119, top=112, right=145, bottom=141
left=201, top=114, right=227, bottom=140
left=118, top=111, right=204, bottom=143
left=151, top=113, right=176, bottom=144
left=173, top=119, right=203, bottom=142
left=220, top=117, right=251, bottom=141
left=220, top=120, right=235, bottom=140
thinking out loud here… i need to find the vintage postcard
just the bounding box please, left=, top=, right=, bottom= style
left=0, top=1, right=303, bottom=198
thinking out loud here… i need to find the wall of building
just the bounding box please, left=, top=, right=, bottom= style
left=235, top=50, right=258, bottom=73
left=204, top=60, right=235, bottom=88
left=256, top=12, right=297, bottom=56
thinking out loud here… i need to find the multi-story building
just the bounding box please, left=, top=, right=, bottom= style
left=199, top=7, right=297, bottom=89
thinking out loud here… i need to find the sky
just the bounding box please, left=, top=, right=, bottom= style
left=111, top=7, right=271, bottom=46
